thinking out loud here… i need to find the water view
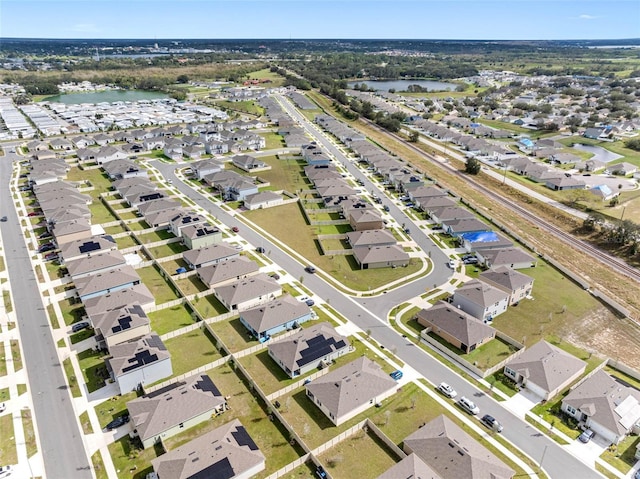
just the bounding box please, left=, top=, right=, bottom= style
left=347, top=79, right=458, bottom=92
left=42, top=89, right=170, bottom=104
left=572, top=143, right=622, bottom=163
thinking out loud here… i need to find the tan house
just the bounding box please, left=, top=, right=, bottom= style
left=213, top=273, right=281, bottom=311
left=479, top=266, right=534, bottom=305
left=90, top=303, right=151, bottom=350
left=349, top=209, right=384, bottom=231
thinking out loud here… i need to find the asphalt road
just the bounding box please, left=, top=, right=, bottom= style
left=154, top=158, right=601, bottom=479
left=0, top=153, right=93, bottom=479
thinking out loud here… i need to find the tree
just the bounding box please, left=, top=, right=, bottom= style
left=465, top=157, right=482, bottom=175
left=409, top=130, right=419, bottom=143
left=176, top=74, right=189, bottom=84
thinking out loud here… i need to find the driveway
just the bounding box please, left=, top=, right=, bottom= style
left=503, top=389, right=542, bottom=418
left=563, top=434, right=609, bottom=467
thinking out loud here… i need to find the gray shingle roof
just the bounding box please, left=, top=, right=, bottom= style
left=376, top=453, right=444, bottom=479
left=214, top=273, right=281, bottom=308
left=479, top=266, right=534, bottom=293
left=506, top=340, right=586, bottom=393
left=198, top=256, right=259, bottom=287
left=183, top=243, right=239, bottom=268
left=416, top=301, right=496, bottom=348
left=107, top=334, right=170, bottom=378
left=65, top=250, right=126, bottom=279
left=74, top=265, right=140, bottom=298
left=305, top=356, right=397, bottom=422
left=403, top=414, right=515, bottom=479
left=453, top=279, right=509, bottom=308
left=240, top=294, right=310, bottom=334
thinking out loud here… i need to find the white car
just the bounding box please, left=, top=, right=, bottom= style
left=0, top=465, right=12, bottom=478
left=437, top=382, right=457, bottom=398
left=448, top=259, right=457, bottom=269
left=457, top=396, right=480, bottom=415
left=0, top=403, right=5, bottom=413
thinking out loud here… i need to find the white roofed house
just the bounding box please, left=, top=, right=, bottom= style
left=305, top=356, right=398, bottom=426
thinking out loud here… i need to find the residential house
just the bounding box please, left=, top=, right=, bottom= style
left=609, top=162, right=637, bottom=176
left=545, top=176, right=586, bottom=191
left=549, top=152, right=581, bottom=165
left=214, top=273, right=281, bottom=311
left=65, top=250, right=126, bottom=280
left=346, top=229, right=396, bottom=249
left=349, top=209, right=384, bottom=231
left=90, top=303, right=151, bottom=350
left=302, top=143, right=331, bottom=166
left=181, top=222, right=222, bottom=250
left=82, top=284, right=155, bottom=318
left=416, top=301, right=496, bottom=353
left=59, top=235, right=118, bottom=263
left=191, top=159, right=224, bottom=180
left=589, top=184, right=617, bottom=201
left=183, top=244, right=240, bottom=270
left=442, top=217, right=490, bottom=237
left=376, top=454, right=443, bottom=479
left=479, top=266, right=534, bottom=305
left=198, top=256, right=259, bottom=288
left=95, top=146, right=128, bottom=164
left=243, top=191, right=283, bottom=210
left=476, top=247, right=536, bottom=269
left=428, top=205, right=475, bottom=224
left=127, top=374, right=228, bottom=449
left=353, top=245, right=410, bottom=270
left=51, top=218, right=93, bottom=245
left=562, top=370, right=640, bottom=445
left=74, top=265, right=141, bottom=301
left=137, top=198, right=182, bottom=217
left=239, top=294, right=313, bottom=342
left=452, top=279, right=509, bottom=322
left=106, top=333, right=172, bottom=394
left=504, top=340, right=586, bottom=401
left=232, top=154, right=268, bottom=172
left=150, top=419, right=265, bottom=479
left=268, top=322, right=351, bottom=378
left=460, top=231, right=513, bottom=253
left=168, top=210, right=206, bottom=238
left=305, top=357, right=398, bottom=426
left=403, top=415, right=515, bottom=479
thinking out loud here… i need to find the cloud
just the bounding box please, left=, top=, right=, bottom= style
left=577, top=14, right=598, bottom=20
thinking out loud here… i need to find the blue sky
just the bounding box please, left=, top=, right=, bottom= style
left=2, top=0, right=639, bottom=40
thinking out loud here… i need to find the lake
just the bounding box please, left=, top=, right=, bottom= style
left=347, top=79, right=458, bottom=92
left=572, top=143, right=622, bottom=163
left=42, top=90, right=170, bottom=105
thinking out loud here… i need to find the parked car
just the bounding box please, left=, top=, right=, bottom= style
left=457, top=396, right=480, bottom=415
left=304, top=265, right=316, bottom=274
left=175, top=267, right=187, bottom=274
left=481, top=414, right=503, bottom=432
left=305, top=299, right=315, bottom=307
left=634, top=469, right=640, bottom=479
left=231, top=226, right=239, bottom=233
left=44, top=253, right=58, bottom=262
left=383, top=205, right=390, bottom=212
left=105, top=414, right=130, bottom=431
left=256, top=246, right=266, bottom=254
left=0, top=403, right=5, bottom=413
left=38, top=232, right=52, bottom=239
left=463, top=257, right=478, bottom=265
left=38, top=243, right=55, bottom=253
left=270, top=273, right=280, bottom=280
left=315, top=465, right=327, bottom=479
left=0, top=465, right=12, bottom=478
left=578, top=429, right=595, bottom=443
left=0, top=216, right=6, bottom=222
left=390, top=370, right=403, bottom=381
left=437, top=382, right=457, bottom=398
left=28, top=211, right=39, bottom=217
left=448, top=259, right=457, bottom=269
left=71, top=321, right=90, bottom=333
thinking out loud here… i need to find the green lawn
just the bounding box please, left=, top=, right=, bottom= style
left=261, top=132, right=285, bottom=150
left=78, top=348, right=110, bottom=393
left=79, top=410, right=94, bottom=434
left=67, top=167, right=112, bottom=195
left=10, top=340, right=22, bottom=371
left=0, top=342, right=6, bottom=377
left=115, top=234, right=139, bottom=249
left=425, top=335, right=515, bottom=371
left=163, top=327, right=223, bottom=376
left=149, top=242, right=188, bottom=259
left=21, top=408, right=37, bottom=458
left=0, top=388, right=8, bottom=402
left=0, top=413, right=17, bottom=466
left=103, top=224, right=128, bottom=235
left=207, top=316, right=255, bottom=354
left=191, top=294, right=228, bottom=319
left=148, top=304, right=196, bottom=335
left=70, top=328, right=95, bottom=344
left=135, top=230, right=176, bottom=244
left=319, top=429, right=399, bottom=479
left=59, top=297, right=86, bottom=326
left=89, top=202, right=118, bottom=224
left=173, top=275, right=208, bottom=296
left=137, top=265, right=181, bottom=304
left=91, top=450, right=109, bottom=479
left=63, top=357, right=82, bottom=398
left=600, top=434, right=640, bottom=474
left=95, top=391, right=138, bottom=429
left=558, top=137, right=640, bottom=166
left=107, top=435, right=158, bottom=479
left=216, top=100, right=265, bottom=115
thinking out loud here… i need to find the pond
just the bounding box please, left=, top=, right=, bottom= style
left=42, top=89, right=170, bottom=105
left=347, top=79, right=458, bottom=92
left=572, top=143, right=622, bottom=163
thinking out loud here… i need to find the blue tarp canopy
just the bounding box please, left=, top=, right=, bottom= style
left=460, top=231, right=499, bottom=243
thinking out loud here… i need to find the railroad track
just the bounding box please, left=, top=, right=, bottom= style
left=362, top=117, right=640, bottom=284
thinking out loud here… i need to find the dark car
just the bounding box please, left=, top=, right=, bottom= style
left=305, top=299, right=315, bottom=307
left=231, top=226, right=239, bottom=233
left=105, top=414, right=130, bottom=431
left=481, top=414, right=503, bottom=432
left=270, top=273, right=280, bottom=280
left=304, top=265, right=316, bottom=274
left=71, top=321, right=90, bottom=333
left=578, top=429, right=595, bottom=443
left=315, top=466, right=327, bottom=479
left=38, top=243, right=55, bottom=253
left=383, top=205, right=390, bottom=212
left=28, top=211, right=40, bottom=217
left=0, top=216, right=6, bottom=222
left=38, top=232, right=52, bottom=239
left=256, top=246, right=266, bottom=254
left=44, top=252, right=58, bottom=262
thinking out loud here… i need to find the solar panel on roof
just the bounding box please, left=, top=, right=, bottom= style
left=194, top=375, right=222, bottom=397
left=111, top=315, right=133, bottom=334
left=146, top=335, right=167, bottom=351
left=191, top=457, right=234, bottom=479
left=79, top=241, right=101, bottom=254
left=231, top=425, right=259, bottom=451
left=130, top=304, right=145, bottom=317
left=121, top=350, right=160, bottom=373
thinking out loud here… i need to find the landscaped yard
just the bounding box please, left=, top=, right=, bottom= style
left=600, top=434, right=640, bottom=474
left=114, top=234, right=139, bottom=249
left=135, top=230, right=176, bottom=244
left=59, top=297, right=86, bottom=326
left=207, top=316, right=255, bottom=354
left=137, top=265, right=181, bottom=304
left=0, top=413, right=17, bottom=466
left=89, top=202, right=118, bottom=224
left=95, top=391, right=138, bottom=429
left=148, top=304, right=196, bottom=335
left=91, top=450, right=109, bottom=479
left=163, top=327, right=223, bottom=376
left=426, top=334, right=515, bottom=371
left=148, top=241, right=188, bottom=259
left=173, top=275, right=208, bottom=296
left=63, top=357, right=82, bottom=398
left=67, top=167, right=112, bottom=196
